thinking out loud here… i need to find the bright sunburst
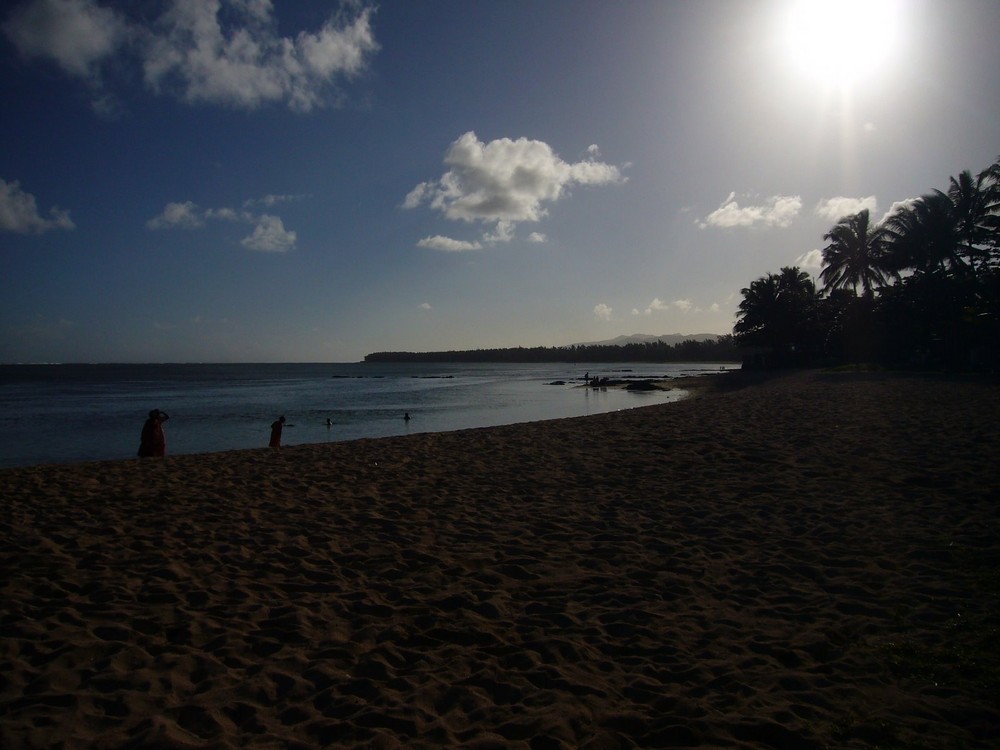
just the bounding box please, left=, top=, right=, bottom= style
left=782, top=0, right=901, bottom=88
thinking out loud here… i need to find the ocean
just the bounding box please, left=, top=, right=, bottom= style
left=0, top=362, right=737, bottom=468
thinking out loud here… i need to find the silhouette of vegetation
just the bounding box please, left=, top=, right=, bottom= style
left=735, top=156, right=1000, bottom=371
left=365, top=336, right=740, bottom=363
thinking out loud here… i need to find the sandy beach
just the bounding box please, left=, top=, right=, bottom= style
left=1, top=369, right=998, bottom=749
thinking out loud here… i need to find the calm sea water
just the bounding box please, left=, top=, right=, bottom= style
left=0, top=362, right=737, bottom=468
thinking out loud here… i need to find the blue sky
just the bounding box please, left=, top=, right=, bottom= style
left=2, top=0, right=998, bottom=363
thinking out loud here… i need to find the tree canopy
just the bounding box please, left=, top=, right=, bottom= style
left=735, top=155, right=1000, bottom=370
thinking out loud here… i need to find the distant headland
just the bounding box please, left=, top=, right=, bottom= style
left=365, top=334, right=739, bottom=363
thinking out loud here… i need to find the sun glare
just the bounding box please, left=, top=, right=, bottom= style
left=783, top=0, right=901, bottom=88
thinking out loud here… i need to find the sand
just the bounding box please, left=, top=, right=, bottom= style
left=1, top=370, right=998, bottom=749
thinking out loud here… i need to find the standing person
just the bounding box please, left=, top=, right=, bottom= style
left=138, top=409, right=169, bottom=457
left=269, top=415, right=286, bottom=448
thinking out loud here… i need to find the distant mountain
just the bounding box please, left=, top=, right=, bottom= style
left=568, top=333, right=722, bottom=348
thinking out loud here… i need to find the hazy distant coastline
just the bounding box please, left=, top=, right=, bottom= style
left=365, top=334, right=738, bottom=364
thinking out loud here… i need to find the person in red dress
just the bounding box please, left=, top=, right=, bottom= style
left=138, top=409, right=169, bottom=457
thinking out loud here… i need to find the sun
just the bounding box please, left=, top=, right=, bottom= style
left=782, top=0, right=901, bottom=88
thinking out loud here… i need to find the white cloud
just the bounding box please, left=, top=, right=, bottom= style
left=147, top=198, right=297, bottom=251
left=0, top=178, right=75, bottom=234
left=879, top=197, right=920, bottom=224
left=709, top=302, right=721, bottom=313
left=815, top=195, right=877, bottom=222
left=638, top=297, right=697, bottom=316
left=142, top=1, right=378, bottom=111
left=796, top=248, right=824, bottom=269
left=206, top=207, right=240, bottom=221
left=2, top=0, right=127, bottom=79
left=404, top=131, right=624, bottom=228
left=700, top=192, right=802, bottom=229
left=482, top=219, right=514, bottom=243
left=3, top=0, right=378, bottom=112
left=593, top=303, right=613, bottom=321
left=639, top=297, right=669, bottom=316
left=419, top=302, right=432, bottom=310
left=527, top=232, right=547, bottom=243
left=416, top=235, right=482, bottom=252
left=402, top=182, right=431, bottom=210
left=147, top=200, right=205, bottom=229
left=240, top=214, right=295, bottom=252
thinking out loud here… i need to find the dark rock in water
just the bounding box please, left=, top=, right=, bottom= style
left=547, top=380, right=567, bottom=385
left=625, top=380, right=660, bottom=391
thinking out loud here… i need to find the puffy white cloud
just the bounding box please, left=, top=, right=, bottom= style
left=0, top=178, right=75, bottom=234
left=645, top=298, right=669, bottom=314
left=147, top=200, right=205, bottom=229
left=593, top=303, right=613, bottom=321
left=815, top=195, right=877, bottom=222
left=142, top=0, right=377, bottom=111
left=418, top=302, right=432, bottom=310
left=3, top=0, right=378, bottom=112
left=527, top=232, right=547, bottom=243
left=240, top=214, right=295, bottom=252
left=672, top=298, right=693, bottom=313
left=416, top=235, right=482, bottom=252
left=700, top=192, right=802, bottom=229
left=405, top=131, right=624, bottom=225
left=2, top=0, right=127, bottom=78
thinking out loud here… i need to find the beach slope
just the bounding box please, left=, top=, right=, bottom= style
left=2, top=370, right=998, bottom=748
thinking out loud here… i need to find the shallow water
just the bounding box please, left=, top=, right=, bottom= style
left=0, top=362, right=736, bottom=468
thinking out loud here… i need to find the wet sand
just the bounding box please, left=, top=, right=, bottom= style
left=2, top=370, right=998, bottom=748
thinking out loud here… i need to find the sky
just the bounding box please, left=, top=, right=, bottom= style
left=1, top=0, right=999, bottom=363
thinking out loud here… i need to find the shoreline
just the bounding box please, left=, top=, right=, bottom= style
left=0, top=363, right=720, bottom=472
left=2, top=370, right=998, bottom=748
left=1, top=375, right=707, bottom=474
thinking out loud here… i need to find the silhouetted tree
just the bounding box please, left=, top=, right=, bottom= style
left=880, top=158, right=1000, bottom=279
left=820, top=209, right=890, bottom=296
left=735, top=266, right=821, bottom=367
left=947, top=162, right=1000, bottom=271
left=881, top=191, right=971, bottom=276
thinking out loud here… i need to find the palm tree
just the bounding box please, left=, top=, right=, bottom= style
left=971, top=157, right=1000, bottom=268
left=946, top=164, right=999, bottom=270
left=735, top=273, right=781, bottom=347
left=735, top=267, right=820, bottom=367
left=882, top=158, right=1000, bottom=277
left=881, top=191, right=969, bottom=276
left=819, top=209, right=890, bottom=296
